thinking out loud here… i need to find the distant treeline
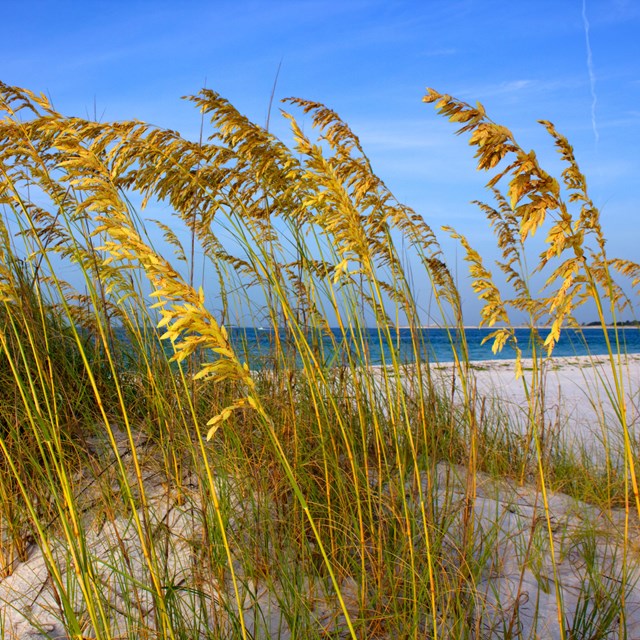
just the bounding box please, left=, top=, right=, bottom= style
left=584, top=320, right=640, bottom=327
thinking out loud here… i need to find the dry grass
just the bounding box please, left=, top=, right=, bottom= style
left=0, top=81, right=638, bottom=638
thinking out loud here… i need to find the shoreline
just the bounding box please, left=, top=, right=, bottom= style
left=429, top=351, right=640, bottom=370
left=373, top=325, right=640, bottom=330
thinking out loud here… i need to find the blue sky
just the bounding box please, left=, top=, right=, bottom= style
left=3, top=0, right=639, bottom=323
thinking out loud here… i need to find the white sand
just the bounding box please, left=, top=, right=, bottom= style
left=430, top=353, right=640, bottom=461
left=2, top=356, right=640, bottom=638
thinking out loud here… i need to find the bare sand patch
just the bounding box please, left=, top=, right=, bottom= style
left=430, top=354, right=640, bottom=462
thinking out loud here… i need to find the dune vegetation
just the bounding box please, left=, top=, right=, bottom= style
left=0, top=81, right=639, bottom=638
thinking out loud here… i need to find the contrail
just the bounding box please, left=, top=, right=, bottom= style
left=582, top=0, right=599, bottom=144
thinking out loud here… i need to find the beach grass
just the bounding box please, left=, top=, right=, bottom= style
left=0, top=81, right=639, bottom=638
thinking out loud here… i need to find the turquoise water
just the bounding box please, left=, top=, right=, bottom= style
left=228, top=326, right=640, bottom=368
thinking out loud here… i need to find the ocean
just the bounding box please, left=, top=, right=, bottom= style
left=227, top=326, right=640, bottom=368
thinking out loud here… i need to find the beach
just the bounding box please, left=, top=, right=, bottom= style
left=430, top=353, right=640, bottom=462
left=2, top=353, right=640, bottom=638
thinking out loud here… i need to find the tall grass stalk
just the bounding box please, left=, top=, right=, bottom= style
left=0, top=81, right=638, bottom=638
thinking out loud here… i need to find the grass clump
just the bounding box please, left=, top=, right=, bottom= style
left=0, top=80, right=638, bottom=638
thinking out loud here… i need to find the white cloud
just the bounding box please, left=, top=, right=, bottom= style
left=421, top=48, right=458, bottom=57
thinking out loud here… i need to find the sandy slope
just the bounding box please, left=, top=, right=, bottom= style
left=2, top=356, right=640, bottom=638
